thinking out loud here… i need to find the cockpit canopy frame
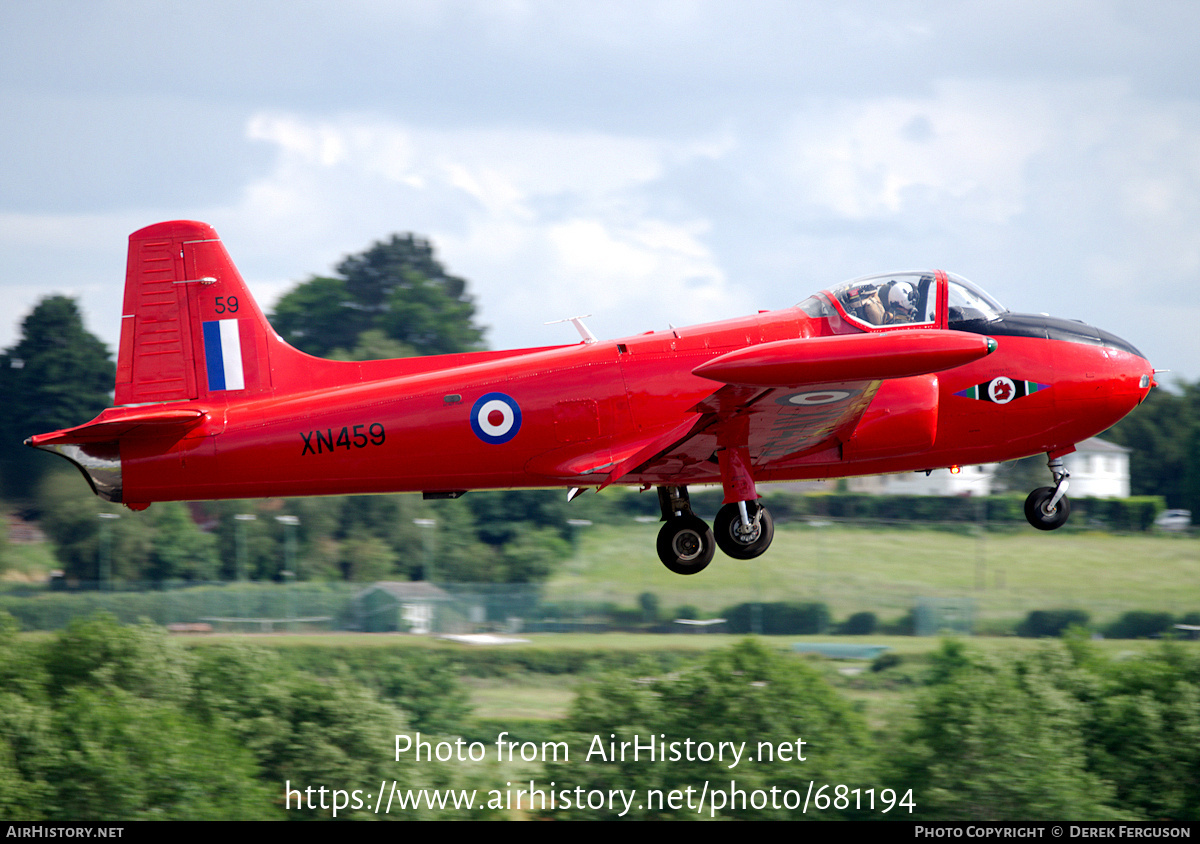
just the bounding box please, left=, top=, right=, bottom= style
left=800, top=270, right=1008, bottom=333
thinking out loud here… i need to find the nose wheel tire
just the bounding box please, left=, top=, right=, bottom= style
left=657, top=515, right=716, bottom=574
left=713, top=502, right=775, bottom=559
left=1025, top=487, right=1070, bottom=531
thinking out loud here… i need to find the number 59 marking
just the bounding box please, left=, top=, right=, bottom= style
left=215, top=296, right=239, bottom=314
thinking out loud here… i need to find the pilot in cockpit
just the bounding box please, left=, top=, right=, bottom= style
left=832, top=274, right=928, bottom=326
left=883, top=281, right=917, bottom=324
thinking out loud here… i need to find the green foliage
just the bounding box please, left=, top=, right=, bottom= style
left=892, top=640, right=1127, bottom=820
left=274, top=646, right=473, bottom=735
left=889, top=639, right=1200, bottom=820
left=1081, top=642, right=1200, bottom=819
left=1107, top=379, right=1200, bottom=514
left=0, top=297, right=115, bottom=499
left=542, top=639, right=873, bottom=819
left=467, top=489, right=574, bottom=545
left=0, top=581, right=360, bottom=631
left=9, top=615, right=1200, bottom=821
left=43, top=614, right=194, bottom=704
left=37, top=472, right=218, bottom=583
left=189, top=642, right=494, bottom=819
left=0, top=614, right=274, bottom=820
left=0, top=689, right=58, bottom=818
left=497, top=526, right=571, bottom=583
left=189, top=644, right=400, bottom=817
left=328, top=328, right=418, bottom=362
left=145, top=503, right=218, bottom=581
left=1017, top=609, right=1091, bottom=638
left=0, top=614, right=497, bottom=820
left=421, top=492, right=574, bottom=583
left=35, top=470, right=109, bottom=579
left=270, top=233, right=486, bottom=359
left=838, top=611, right=878, bottom=635
left=722, top=601, right=831, bottom=635
left=0, top=513, right=8, bottom=578
left=870, top=652, right=903, bottom=672
left=1075, top=497, right=1164, bottom=531
left=1104, top=610, right=1177, bottom=639
left=638, top=592, right=661, bottom=623
left=50, top=686, right=272, bottom=820
left=338, top=534, right=397, bottom=581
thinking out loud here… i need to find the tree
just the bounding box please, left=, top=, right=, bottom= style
left=1105, top=379, right=1200, bottom=512
left=20, top=615, right=274, bottom=820
left=188, top=642, right=495, bottom=819
left=889, top=641, right=1128, bottom=820
left=270, top=234, right=486, bottom=359
left=37, top=472, right=218, bottom=584
left=1078, top=641, right=1200, bottom=820
left=542, top=639, right=875, bottom=819
left=0, top=297, right=114, bottom=498
left=144, top=502, right=218, bottom=581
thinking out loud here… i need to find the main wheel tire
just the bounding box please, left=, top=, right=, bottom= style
left=656, top=515, right=715, bottom=574
left=713, top=501, right=775, bottom=559
left=1025, top=487, right=1070, bottom=531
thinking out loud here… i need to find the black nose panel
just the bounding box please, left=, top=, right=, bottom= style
left=951, top=313, right=1145, bottom=358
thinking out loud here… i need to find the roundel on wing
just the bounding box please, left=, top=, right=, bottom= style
left=470, top=392, right=522, bottom=444
left=776, top=390, right=851, bottom=406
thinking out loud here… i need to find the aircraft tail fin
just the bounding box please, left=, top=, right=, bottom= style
left=115, top=220, right=284, bottom=405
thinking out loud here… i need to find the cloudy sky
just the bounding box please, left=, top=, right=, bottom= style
left=3, top=1, right=1199, bottom=381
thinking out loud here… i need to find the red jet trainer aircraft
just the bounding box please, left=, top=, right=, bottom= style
left=29, top=221, right=1155, bottom=574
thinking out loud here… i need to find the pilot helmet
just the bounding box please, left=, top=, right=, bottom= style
left=888, top=281, right=916, bottom=315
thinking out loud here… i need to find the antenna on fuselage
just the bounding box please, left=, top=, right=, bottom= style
left=545, top=315, right=598, bottom=344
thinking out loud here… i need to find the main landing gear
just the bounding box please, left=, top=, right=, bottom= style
left=713, top=499, right=775, bottom=559
left=1025, top=454, right=1071, bottom=531
left=655, top=486, right=715, bottom=575
left=655, top=486, right=775, bottom=574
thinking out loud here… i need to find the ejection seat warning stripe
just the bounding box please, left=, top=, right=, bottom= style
left=202, top=319, right=245, bottom=391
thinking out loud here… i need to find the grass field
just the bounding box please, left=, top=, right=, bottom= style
left=548, top=521, right=1200, bottom=626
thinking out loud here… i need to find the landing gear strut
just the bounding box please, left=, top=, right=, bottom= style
left=655, top=486, right=715, bottom=575
left=1025, top=454, right=1071, bottom=531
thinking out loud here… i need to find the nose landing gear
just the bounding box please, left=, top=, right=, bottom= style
left=1025, top=454, right=1071, bottom=531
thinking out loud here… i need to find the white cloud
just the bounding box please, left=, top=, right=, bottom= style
left=780, top=82, right=1051, bottom=225
left=220, top=113, right=743, bottom=347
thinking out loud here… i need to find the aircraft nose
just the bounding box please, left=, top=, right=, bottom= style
left=1085, top=325, right=1155, bottom=417
left=1095, top=326, right=1154, bottom=397
left=1045, top=318, right=1153, bottom=434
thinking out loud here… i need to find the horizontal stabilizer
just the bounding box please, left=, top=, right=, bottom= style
left=692, top=330, right=995, bottom=386
left=25, top=408, right=206, bottom=448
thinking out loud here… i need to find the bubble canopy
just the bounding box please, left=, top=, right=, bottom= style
left=799, top=271, right=1008, bottom=329
left=943, top=271, right=1007, bottom=324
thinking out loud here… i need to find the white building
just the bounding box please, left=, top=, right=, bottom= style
left=848, top=463, right=997, bottom=496
left=842, top=437, right=1128, bottom=498
left=1061, top=437, right=1130, bottom=498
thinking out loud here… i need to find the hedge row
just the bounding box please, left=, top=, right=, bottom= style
left=754, top=492, right=1166, bottom=531
left=1016, top=607, right=1200, bottom=639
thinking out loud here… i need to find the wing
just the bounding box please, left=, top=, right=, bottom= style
left=614, top=330, right=996, bottom=487
left=616, top=380, right=879, bottom=486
